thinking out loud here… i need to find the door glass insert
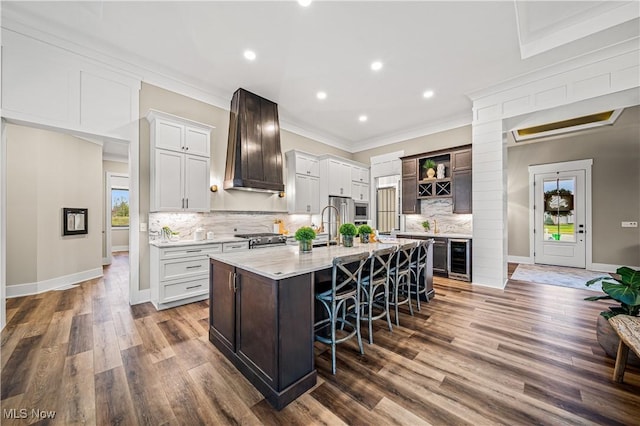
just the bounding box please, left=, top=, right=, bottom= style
left=542, top=177, right=576, bottom=242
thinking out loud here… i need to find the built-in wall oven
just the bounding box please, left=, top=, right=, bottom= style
left=448, top=239, right=471, bottom=281
left=354, top=201, right=369, bottom=222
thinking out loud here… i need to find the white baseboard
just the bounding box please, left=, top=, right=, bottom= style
left=130, top=288, right=150, bottom=305
left=102, top=256, right=112, bottom=266
left=508, top=255, right=533, bottom=264
left=6, top=267, right=104, bottom=298
left=112, top=245, right=129, bottom=252
left=589, top=263, right=640, bottom=273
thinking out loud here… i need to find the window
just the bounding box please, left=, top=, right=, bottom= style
left=111, top=188, right=129, bottom=227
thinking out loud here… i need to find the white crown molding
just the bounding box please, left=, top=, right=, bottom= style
left=278, top=117, right=350, bottom=152
left=350, top=113, right=472, bottom=153
left=467, top=36, right=640, bottom=102
left=515, top=1, right=640, bottom=59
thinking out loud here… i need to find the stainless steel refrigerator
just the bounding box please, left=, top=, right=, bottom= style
left=327, top=196, right=355, bottom=241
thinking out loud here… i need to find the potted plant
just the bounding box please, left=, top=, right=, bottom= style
left=421, top=220, right=431, bottom=232
left=295, top=226, right=316, bottom=253
left=423, top=159, right=436, bottom=179
left=339, top=223, right=358, bottom=247
left=357, top=224, right=373, bottom=243
left=585, top=266, right=640, bottom=365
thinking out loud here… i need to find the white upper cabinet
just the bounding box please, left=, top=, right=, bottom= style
left=351, top=166, right=370, bottom=184
left=326, top=159, right=352, bottom=197
left=351, top=182, right=369, bottom=202
left=294, top=153, right=320, bottom=177
left=286, top=150, right=321, bottom=214
left=148, top=110, right=211, bottom=158
left=1, top=30, right=139, bottom=140
left=147, top=110, right=214, bottom=212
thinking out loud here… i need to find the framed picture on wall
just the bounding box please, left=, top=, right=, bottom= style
left=63, top=208, right=88, bottom=236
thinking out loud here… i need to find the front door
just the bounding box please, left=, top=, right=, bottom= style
left=533, top=168, right=586, bottom=268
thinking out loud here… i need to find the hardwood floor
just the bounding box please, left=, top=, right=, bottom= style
left=2, top=253, right=639, bottom=425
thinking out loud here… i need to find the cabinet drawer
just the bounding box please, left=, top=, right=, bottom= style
left=160, top=244, right=222, bottom=260
left=223, top=241, right=249, bottom=252
left=160, top=257, right=209, bottom=281
left=161, top=276, right=208, bottom=303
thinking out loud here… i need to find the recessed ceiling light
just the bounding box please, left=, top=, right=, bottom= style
left=371, top=61, right=383, bottom=71
left=423, top=90, right=434, bottom=98
left=316, top=91, right=327, bottom=100
left=298, top=0, right=312, bottom=6
left=359, top=115, right=368, bottom=122
left=243, top=50, right=256, bottom=61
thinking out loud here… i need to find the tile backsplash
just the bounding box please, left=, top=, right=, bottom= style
left=149, top=211, right=314, bottom=240
left=404, top=198, right=472, bottom=234
left=150, top=197, right=472, bottom=242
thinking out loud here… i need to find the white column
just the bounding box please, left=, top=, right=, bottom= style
left=471, top=119, right=508, bottom=288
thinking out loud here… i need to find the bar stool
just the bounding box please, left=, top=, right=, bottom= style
left=360, top=246, right=396, bottom=344
left=410, top=239, right=434, bottom=311
left=388, top=241, right=418, bottom=326
left=314, top=251, right=369, bottom=374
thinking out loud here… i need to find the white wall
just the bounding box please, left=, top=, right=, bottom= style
left=6, top=124, right=103, bottom=294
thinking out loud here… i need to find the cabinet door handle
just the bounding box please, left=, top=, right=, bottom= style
left=182, top=198, right=185, bottom=209
left=186, top=284, right=202, bottom=290
left=228, top=271, right=233, bottom=292
left=186, top=198, right=189, bottom=209
left=186, top=265, right=202, bottom=269
left=233, top=272, right=238, bottom=292
left=186, top=249, right=201, bottom=253
left=185, top=146, right=189, bottom=151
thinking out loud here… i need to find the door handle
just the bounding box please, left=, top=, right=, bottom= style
left=578, top=230, right=585, bottom=234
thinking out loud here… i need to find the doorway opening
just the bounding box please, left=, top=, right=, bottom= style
left=529, top=159, right=593, bottom=269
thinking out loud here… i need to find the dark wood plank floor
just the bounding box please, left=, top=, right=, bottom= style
left=2, top=253, right=638, bottom=425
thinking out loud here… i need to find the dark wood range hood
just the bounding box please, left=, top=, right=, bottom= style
left=224, top=88, right=284, bottom=193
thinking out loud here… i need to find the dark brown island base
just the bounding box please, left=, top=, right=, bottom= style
left=208, top=238, right=433, bottom=410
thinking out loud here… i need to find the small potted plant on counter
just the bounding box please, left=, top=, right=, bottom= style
left=421, top=220, right=431, bottom=232
left=357, top=224, right=373, bottom=243
left=295, top=226, right=316, bottom=253
left=339, top=223, right=358, bottom=247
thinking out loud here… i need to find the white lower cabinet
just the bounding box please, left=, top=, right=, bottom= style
left=150, top=241, right=248, bottom=310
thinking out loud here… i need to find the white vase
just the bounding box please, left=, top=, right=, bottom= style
left=436, top=163, right=445, bottom=179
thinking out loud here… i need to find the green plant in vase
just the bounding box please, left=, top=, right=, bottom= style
left=423, top=159, right=436, bottom=179
left=585, top=266, right=640, bottom=365
left=339, top=223, right=358, bottom=247
left=421, top=220, right=431, bottom=232
left=357, top=224, right=373, bottom=243
left=295, top=226, right=316, bottom=253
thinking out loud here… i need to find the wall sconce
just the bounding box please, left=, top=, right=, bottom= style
left=210, top=185, right=219, bottom=193
left=278, top=191, right=285, bottom=198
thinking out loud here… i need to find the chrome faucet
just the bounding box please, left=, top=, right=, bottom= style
left=318, top=205, right=341, bottom=246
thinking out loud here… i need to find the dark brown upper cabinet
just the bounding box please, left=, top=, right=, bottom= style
left=401, top=145, right=472, bottom=214
left=452, top=149, right=472, bottom=171
left=224, top=88, right=284, bottom=192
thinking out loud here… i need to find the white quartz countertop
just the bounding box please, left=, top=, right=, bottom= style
left=392, top=231, right=473, bottom=239
left=150, top=236, right=246, bottom=248
left=209, top=238, right=425, bottom=281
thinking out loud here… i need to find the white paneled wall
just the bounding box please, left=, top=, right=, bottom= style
left=471, top=120, right=508, bottom=287
left=470, top=39, right=639, bottom=289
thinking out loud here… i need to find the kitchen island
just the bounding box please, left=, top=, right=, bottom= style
left=208, top=239, right=433, bottom=410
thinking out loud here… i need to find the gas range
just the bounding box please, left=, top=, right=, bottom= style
left=234, top=232, right=288, bottom=249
